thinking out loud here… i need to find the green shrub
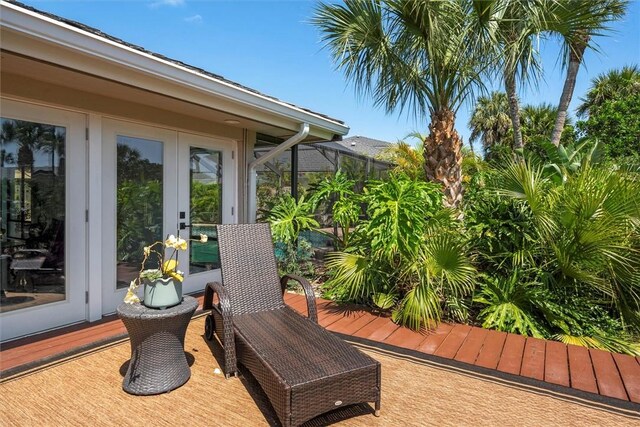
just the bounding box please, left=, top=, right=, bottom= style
left=323, top=173, right=476, bottom=330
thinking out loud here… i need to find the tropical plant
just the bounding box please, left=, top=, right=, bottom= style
left=468, top=91, right=512, bottom=157
left=262, top=194, right=318, bottom=245
left=313, top=0, right=490, bottom=207
left=323, top=173, right=476, bottom=330
left=577, top=65, right=640, bottom=158
left=534, top=140, right=602, bottom=184
left=541, top=0, right=628, bottom=146
left=262, top=194, right=319, bottom=278
left=577, top=64, right=640, bottom=117
left=309, top=170, right=360, bottom=249
left=578, top=94, right=640, bottom=159
left=520, top=103, right=575, bottom=148
left=474, top=271, right=547, bottom=337
left=378, top=133, right=425, bottom=180
left=495, top=159, right=640, bottom=334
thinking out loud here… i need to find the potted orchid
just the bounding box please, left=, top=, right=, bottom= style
left=124, top=233, right=208, bottom=309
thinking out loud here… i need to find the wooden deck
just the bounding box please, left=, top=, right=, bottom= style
left=2, top=292, right=639, bottom=405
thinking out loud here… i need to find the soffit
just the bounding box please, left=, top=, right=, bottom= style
left=0, top=51, right=326, bottom=141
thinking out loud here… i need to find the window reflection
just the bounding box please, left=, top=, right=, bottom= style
left=189, top=148, right=221, bottom=274
left=116, top=136, right=163, bottom=289
left=1, top=118, right=66, bottom=312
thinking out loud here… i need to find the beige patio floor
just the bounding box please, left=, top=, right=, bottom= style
left=1, top=315, right=637, bottom=426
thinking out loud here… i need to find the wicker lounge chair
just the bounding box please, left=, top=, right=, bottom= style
left=203, top=223, right=381, bottom=427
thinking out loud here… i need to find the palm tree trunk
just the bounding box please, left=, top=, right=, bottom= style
left=504, top=70, right=524, bottom=150
left=551, top=35, right=589, bottom=146
left=423, top=109, right=463, bottom=208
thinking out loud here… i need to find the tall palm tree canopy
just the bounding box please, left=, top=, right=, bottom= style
left=520, top=103, right=572, bottom=143
left=313, top=0, right=492, bottom=207
left=539, top=0, right=628, bottom=146
left=468, top=91, right=511, bottom=154
left=577, top=64, right=640, bottom=117
left=312, top=0, right=487, bottom=118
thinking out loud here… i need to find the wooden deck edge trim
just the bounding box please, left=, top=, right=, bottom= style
left=0, top=310, right=208, bottom=383
left=335, top=332, right=640, bottom=419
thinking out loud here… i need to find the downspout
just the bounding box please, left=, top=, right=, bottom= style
left=247, top=123, right=310, bottom=223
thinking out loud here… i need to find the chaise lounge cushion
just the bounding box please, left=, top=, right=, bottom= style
left=234, top=306, right=378, bottom=384
left=232, top=306, right=380, bottom=426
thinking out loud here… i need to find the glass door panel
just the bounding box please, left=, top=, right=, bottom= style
left=101, top=120, right=176, bottom=314
left=0, top=99, right=86, bottom=342
left=188, top=147, right=222, bottom=274
left=177, top=133, right=235, bottom=295
left=1, top=118, right=66, bottom=313
left=116, top=136, right=163, bottom=289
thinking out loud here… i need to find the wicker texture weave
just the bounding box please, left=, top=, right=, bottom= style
left=216, top=223, right=284, bottom=315
left=203, top=223, right=381, bottom=427
left=117, top=296, right=198, bottom=395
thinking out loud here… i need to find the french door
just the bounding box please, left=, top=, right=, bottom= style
left=176, top=133, right=235, bottom=295
left=0, top=99, right=87, bottom=341
left=101, top=119, right=235, bottom=314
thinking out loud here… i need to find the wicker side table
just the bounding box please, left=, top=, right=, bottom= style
left=117, top=295, right=198, bottom=395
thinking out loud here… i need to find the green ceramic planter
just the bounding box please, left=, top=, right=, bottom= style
left=143, top=277, right=182, bottom=309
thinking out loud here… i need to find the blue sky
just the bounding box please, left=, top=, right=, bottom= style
left=22, top=0, right=640, bottom=148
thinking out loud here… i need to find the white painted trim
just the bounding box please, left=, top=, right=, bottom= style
left=0, top=1, right=350, bottom=137
left=87, top=114, right=103, bottom=322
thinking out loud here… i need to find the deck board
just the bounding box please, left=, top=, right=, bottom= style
left=1, top=291, right=635, bottom=403
left=474, top=330, right=508, bottom=370
left=328, top=311, right=378, bottom=336
left=415, top=323, right=454, bottom=354
left=382, top=326, right=427, bottom=350
left=612, top=353, right=640, bottom=403
left=361, top=319, right=400, bottom=342
left=567, top=345, right=598, bottom=394
left=434, top=324, right=472, bottom=359
left=351, top=316, right=395, bottom=340
left=520, top=338, right=546, bottom=381
left=454, top=327, right=489, bottom=365
left=544, top=341, right=570, bottom=387
left=589, top=349, right=628, bottom=401
left=496, top=334, right=526, bottom=375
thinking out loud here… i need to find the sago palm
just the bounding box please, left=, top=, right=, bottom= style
left=313, top=0, right=489, bottom=207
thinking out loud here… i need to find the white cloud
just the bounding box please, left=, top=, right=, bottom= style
left=149, top=0, right=185, bottom=9
left=184, top=14, right=203, bottom=24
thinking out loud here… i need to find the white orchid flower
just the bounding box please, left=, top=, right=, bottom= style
left=124, top=280, right=140, bottom=304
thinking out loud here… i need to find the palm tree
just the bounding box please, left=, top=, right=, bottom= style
left=520, top=103, right=574, bottom=145
left=577, top=64, right=640, bottom=117
left=313, top=0, right=489, bottom=208
left=468, top=91, right=511, bottom=157
left=482, top=0, right=546, bottom=150
left=544, top=0, right=628, bottom=146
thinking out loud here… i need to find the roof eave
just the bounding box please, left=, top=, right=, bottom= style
left=0, top=1, right=350, bottom=138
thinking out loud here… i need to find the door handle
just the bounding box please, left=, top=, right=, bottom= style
left=179, top=222, right=191, bottom=230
